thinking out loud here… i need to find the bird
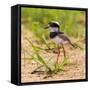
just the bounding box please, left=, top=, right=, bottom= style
left=44, top=21, right=76, bottom=64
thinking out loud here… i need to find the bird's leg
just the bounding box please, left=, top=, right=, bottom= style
left=61, top=44, right=66, bottom=58
left=56, top=45, right=61, bottom=64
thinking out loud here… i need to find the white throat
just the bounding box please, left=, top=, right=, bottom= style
left=50, top=27, right=59, bottom=32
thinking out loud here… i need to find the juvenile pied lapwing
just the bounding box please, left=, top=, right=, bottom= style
left=44, top=21, right=75, bottom=63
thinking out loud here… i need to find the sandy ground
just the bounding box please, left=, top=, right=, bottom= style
left=21, top=25, right=86, bottom=83
left=21, top=49, right=86, bottom=83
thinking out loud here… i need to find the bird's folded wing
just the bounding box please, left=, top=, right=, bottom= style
left=58, top=33, right=76, bottom=48
left=58, top=33, right=71, bottom=42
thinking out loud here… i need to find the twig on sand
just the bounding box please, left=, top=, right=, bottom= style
left=31, top=65, right=44, bottom=74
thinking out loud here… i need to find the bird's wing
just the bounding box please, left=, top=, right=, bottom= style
left=58, top=33, right=76, bottom=48
left=58, top=33, right=71, bottom=42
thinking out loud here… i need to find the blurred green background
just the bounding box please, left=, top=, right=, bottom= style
left=21, top=7, right=86, bottom=43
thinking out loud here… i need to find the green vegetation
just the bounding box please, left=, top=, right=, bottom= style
left=21, top=7, right=86, bottom=73
left=21, top=7, right=86, bottom=42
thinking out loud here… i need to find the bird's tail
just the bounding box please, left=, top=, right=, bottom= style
left=69, top=41, right=83, bottom=50
left=69, top=42, right=77, bottom=48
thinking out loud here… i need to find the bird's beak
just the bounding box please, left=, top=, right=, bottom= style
left=44, top=24, right=50, bottom=29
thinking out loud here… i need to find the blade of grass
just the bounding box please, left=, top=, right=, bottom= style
left=35, top=53, right=51, bottom=71
left=42, top=35, right=51, bottom=49
left=25, top=37, right=52, bottom=71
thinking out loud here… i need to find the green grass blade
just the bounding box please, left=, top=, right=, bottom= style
left=36, top=53, right=51, bottom=71
left=42, top=35, right=50, bottom=49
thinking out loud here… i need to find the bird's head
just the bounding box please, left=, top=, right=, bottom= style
left=44, top=21, right=60, bottom=29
